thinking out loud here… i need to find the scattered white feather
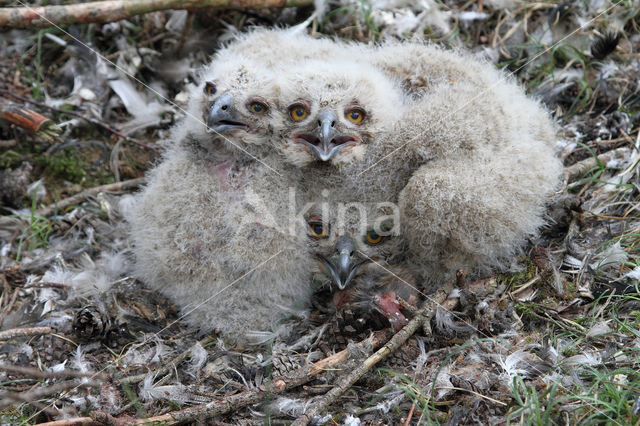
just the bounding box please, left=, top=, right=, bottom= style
left=624, top=266, right=640, bottom=280
left=498, top=349, right=533, bottom=383
left=71, top=346, right=92, bottom=384
left=586, top=321, right=612, bottom=338
left=458, top=11, right=489, bottom=27
left=108, top=78, right=173, bottom=135
left=273, top=397, right=307, bottom=417
left=592, top=242, right=628, bottom=271
left=49, top=359, right=67, bottom=372
left=42, top=265, right=75, bottom=286
left=423, top=364, right=454, bottom=400
left=26, top=179, right=46, bottom=203
left=562, top=351, right=602, bottom=367
left=343, top=414, right=361, bottom=425
left=185, top=342, right=208, bottom=377
left=38, top=287, right=60, bottom=316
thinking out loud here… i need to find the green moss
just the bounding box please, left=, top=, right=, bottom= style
left=0, top=150, right=21, bottom=169
left=36, top=148, right=86, bottom=183
left=498, top=258, right=538, bottom=288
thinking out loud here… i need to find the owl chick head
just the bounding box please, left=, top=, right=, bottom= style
left=276, top=60, right=404, bottom=167
left=304, top=200, right=404, bottom=290
left=186, top=52, right=281, bottom=155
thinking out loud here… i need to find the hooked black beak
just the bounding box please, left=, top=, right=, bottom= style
left=318, top=235, right=368, bottom=290
left=294, top=109, right=359, bottom=162
left=206, top=93, right=248, bottom=133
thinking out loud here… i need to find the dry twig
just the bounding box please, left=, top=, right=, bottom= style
left=0, top=89, right=155, bottom=151
left=0, top=97, right=61, bottom=143
left=36, top=177, right=145, bottom=217
left=0, top=326, right=54, bottom=340
left=565, top=146, right=632, bottom=183
left=0, top=0, right=313, bottom=29
left=0, top=363, right=106, bottom=380
left=291, top=289, right=449, bottom=425
left=0, top=379, right=99, bottom=409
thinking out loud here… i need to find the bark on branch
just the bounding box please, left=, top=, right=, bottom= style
left=0, top=98, right=61, bottom=143
left=0, top=0, right=314, bottom=29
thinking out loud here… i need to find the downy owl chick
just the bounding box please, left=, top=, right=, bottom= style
left=130, top=49, right=314, bottom=342
left=305, top=201, right=420, bottom=331
left=129, top=142, right=312, bottom=342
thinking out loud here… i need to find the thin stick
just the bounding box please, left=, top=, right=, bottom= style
left=0, top=379, right=99, bottom=408
left=0, top=0, right=314, bottom=29
left=35, top=177, right=145, bottom=217
left=565, top=147, right=631, bottom=183
left=0, top=363, right=106, bottom=380
left=30, top=418, right=95, bottom=426
left=0, top=326, right=53, bottom=340
left=0, top=89, right=156, bottom=151
left=291, top=289, right=449, bottom=426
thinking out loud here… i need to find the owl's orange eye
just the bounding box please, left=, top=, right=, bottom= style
left=364, top=230, right=383, bottom=245
left=289, top=103, right=309, bottom=121
left=248, top=101, right=268, bottom=114
left=204, top=81, right=217, bottom=95
left=309, top=221, right=328, bottom=238
left=345, top=107, right=365, bottom=124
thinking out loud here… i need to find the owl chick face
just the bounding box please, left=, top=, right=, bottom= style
left=276, top=61, right=403, bottom=167
left=195, top=56, right=281, bottom=152
left=304, top=201, right=404, bottom=289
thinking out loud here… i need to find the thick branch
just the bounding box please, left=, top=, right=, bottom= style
left=0, top=98, right=61, bottom=143
left=0, top=0, right=313, bottom=29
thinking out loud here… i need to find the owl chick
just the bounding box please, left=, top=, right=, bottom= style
left=272, top=41, right=562, bottom=284
left=129, top=142, right=313, bottom=342
left=305, top=201, right=420, bottom=331
left=129, top=38, right=318, bottom=342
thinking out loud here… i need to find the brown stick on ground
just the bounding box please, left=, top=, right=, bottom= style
left=291, top=289, right=449, bottom=426
left=36, top=177, right=145, bottom=217
left=0, top=326, right=54, bottom=340
left=0, top=379, right=100, bottom=409
left=0, top=0, right=314, bottom=29
left=0, top=89, right=156, bottom=151
left=0, top=363, right=106, bottom=380
left=0, top=98, right=62, bottom=143
left=565, top=147, right=632, bottom=183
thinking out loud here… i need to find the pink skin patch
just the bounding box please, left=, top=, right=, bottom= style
left=332, top=290, right=353, bottom=308
left=375, top=291, right=408, bottom=332
left=209, top=161, right=233, bottom=190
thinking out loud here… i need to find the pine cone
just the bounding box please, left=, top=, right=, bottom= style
left=73, top=305, right=111, bottom=341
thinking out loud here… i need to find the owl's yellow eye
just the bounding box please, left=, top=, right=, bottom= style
left=204, top=81, right=217, bottom=96
left=248, top=101, right=268, bottom=114
left=365, top=230, right=383, bottom=245
left=309, top=221, right=328, bottom=238
left=289, top=103, right=309, bottom=121
left=345, top=107, right=365, bottom=124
